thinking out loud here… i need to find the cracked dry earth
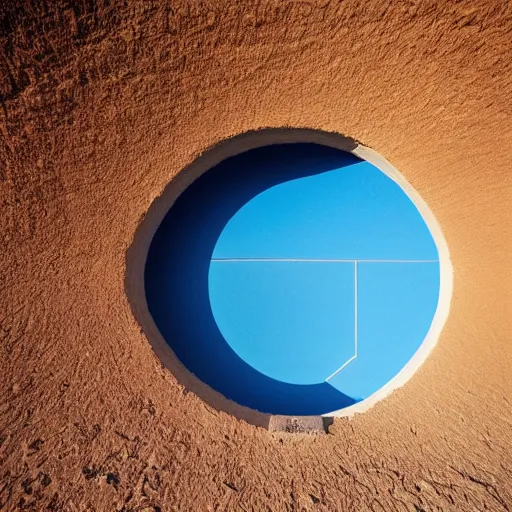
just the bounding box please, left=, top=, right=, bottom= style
left=1, top=1, right=512, bottom=511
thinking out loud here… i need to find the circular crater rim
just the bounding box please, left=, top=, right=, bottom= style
left=125, top=127, right=453, bottom=426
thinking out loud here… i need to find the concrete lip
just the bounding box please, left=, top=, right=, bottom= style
left=268, top=415, right=332, bottom=434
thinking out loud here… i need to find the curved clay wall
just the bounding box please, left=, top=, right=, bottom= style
left=1, top=2, right=511, bottom=510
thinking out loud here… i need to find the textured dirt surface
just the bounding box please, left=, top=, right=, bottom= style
left=1, top=1, right=512, bottom=511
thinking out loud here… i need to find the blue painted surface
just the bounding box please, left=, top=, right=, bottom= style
left=212, top=162, right=438, bottom=260
left=209, top=262, right=355, bottom=385
left=327, top=263, right=440, bottom=399
left=145, top=143, right=440, bottom=415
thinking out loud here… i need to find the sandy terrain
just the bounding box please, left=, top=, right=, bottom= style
left=1, top=1, right=511, bottom=511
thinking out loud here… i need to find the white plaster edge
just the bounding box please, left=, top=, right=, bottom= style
left=127, top=128, right=453, bottom=425
left=324, top=144, right=454, bottom=418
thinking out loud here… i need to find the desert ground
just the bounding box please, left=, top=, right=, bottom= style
left=1, top=1, right=511, bottom=511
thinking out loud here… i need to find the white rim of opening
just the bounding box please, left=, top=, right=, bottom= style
left=131, top=128, right=453, bottom=422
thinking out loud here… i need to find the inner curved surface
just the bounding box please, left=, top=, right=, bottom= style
left=145, top=143, right=440, bottom=415
left=146, top=145, right=358, bottom=414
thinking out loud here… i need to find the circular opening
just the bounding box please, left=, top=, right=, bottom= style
left=130, top=129, right=452, bottom=421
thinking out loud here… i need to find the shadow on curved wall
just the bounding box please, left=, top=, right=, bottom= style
left=145, top=143, right=360, bottom=415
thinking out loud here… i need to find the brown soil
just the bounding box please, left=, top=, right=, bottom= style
left=1, top=1, right=511, bottom=511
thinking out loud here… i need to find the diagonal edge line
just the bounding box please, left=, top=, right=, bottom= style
left=325, top=354, right=357, bottom=382
left=325, top=262, right=358, bottom=383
